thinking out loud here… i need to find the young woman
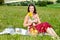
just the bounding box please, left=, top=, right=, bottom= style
left=23, top=4, right=59, bottom=39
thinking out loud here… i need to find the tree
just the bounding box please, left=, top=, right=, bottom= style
left=0, top=0, right=4, bottom=3
left=56, top=0, right=60, bottom=3
left=0, top=0, right=4, bottom=4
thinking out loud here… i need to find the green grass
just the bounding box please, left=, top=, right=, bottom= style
left=0, top=4, right=60, bottom=40
left=47, top=3, right=60, bottom=7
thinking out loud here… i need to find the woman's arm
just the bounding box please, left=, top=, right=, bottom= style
left=23, top=15, right=32, bottom=27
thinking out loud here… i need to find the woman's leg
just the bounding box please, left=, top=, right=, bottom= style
left=46, top=27, right=58, bottom=38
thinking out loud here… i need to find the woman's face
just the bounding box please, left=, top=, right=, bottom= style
left=29, top=6, right=34, bottom=13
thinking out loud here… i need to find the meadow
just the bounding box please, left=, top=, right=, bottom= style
left=0, top=3, right=60, bottom=40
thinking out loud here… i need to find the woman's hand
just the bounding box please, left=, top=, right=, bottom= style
left=32, top=19, right=37, bottom=23
left=33, top=23, right=36, bottom=26
left=28, top=22, right=32, bottom=26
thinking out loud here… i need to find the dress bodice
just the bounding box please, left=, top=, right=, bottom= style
left=28, top=16, right=38, bottom=24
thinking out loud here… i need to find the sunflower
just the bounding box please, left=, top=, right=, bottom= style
left=27, top=12, right=35, bottom=20
left=27, top=12, right=33, bottom=17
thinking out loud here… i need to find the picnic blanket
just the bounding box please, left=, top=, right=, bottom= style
left=0, top=28, right=29, bottom=35
left=0, top=27, right=50, bottom=36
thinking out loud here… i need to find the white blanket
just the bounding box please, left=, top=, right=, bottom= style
left=0, top=28, right=29, bottom=35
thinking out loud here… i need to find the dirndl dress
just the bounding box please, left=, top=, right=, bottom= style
left=29, top=22, right=52, bottom=33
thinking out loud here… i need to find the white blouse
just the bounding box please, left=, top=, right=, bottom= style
left=27, top=15, right=38, bottom=30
